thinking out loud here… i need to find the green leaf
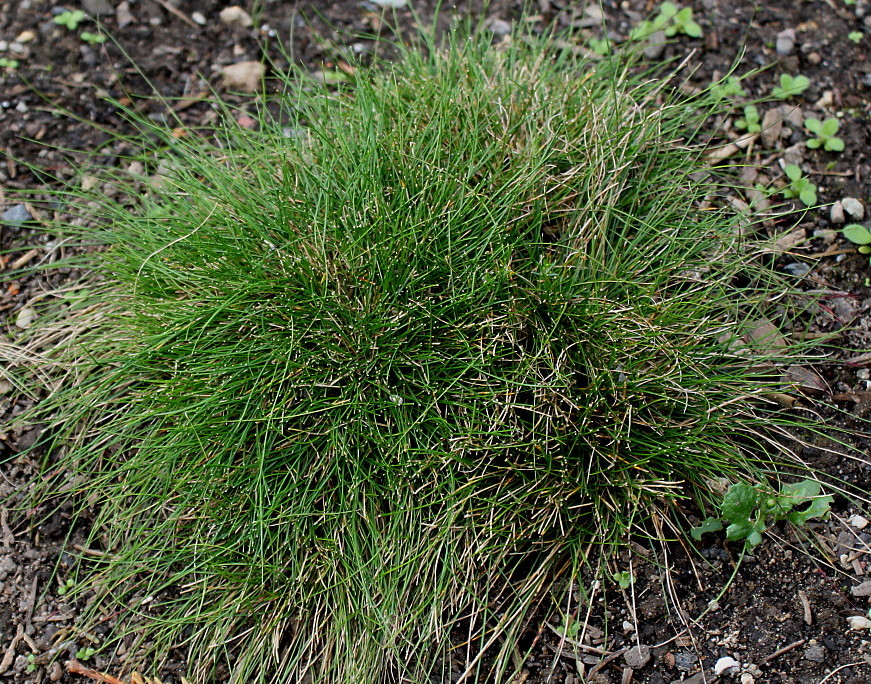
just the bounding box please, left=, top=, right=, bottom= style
left=786, top=494, right=834, bottom=526
left=684, top=20, right=703, bottom=37
left=843, top=224, right=871, bottom=245
left=660, top=2, right=678, bottom=18
left=821, top=118, right=840, bottom=136
left=805, top=118, right=822, bottom=134
left=721, top=482, right=761, bottom=524
left=825, top=137, right=845, bottom=152
left=613, top=570, right=634, bottom=589
left=785, top=164, right=802, bottom=181
left=799, top=186, right=817, bottom=206
left=806, top=138, right=821, bottom=150
left=690, top=517, right=724, bottom=540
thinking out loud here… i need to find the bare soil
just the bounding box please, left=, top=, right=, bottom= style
left=1, top=1, right=871, bottom=683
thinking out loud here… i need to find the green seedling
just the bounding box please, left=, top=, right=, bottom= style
left=842, top=224, right=871, bottom=261
left=75, top=647, right=97, bottom=661
left=849, top=31, right=863, bottom=43
left=782, top=163, right=817, bottom=205
left=0, top=57, right=19, bottom=69
left=692, top=479, right=833, bottom=548
left=630, top=2, right=702, bottom=40
left=80, top=31, right=106, bottom=45
left=612, top=571, right=634, bottom=589
left=53, top=10, right=86, bottom=30
left=805, top=117, right=844, bottom=152
left=735, top=104, right=762, bottom=133
left=26, top=654, right=36, bottom=673
left=588, top=37, right=611, bottom=56
left=772, top=73, right=810, bottom=99
left=711, top=75, right=747, bottom=101
left=57, top=578, right=75, bottom=595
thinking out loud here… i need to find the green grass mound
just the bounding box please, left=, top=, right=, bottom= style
left=13, top=30, right=821, bottom=683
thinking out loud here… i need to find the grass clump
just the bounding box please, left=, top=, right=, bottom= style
left=7, top=28, right=833, bottom=683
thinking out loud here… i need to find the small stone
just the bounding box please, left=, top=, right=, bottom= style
left=623, top=645, right=651, bottom=669
left=49, top=661, right=64, bottom=681
left=643, top=30, right=667, bottom=60
left=776, top=28, right=796, bottom=56
left=15, top=307, right=35, bottom=329
left=219, top=6, right=253, bottom=27
left=222, top=60, right=265, bottom=93
left=830, top=200, right=845, bottom=224
left=761, top=108, right=783, bottom=148
left=851, top=580, right=871, bottom=597
left=485, top=17, right=512, bottom=36
left=15, top=29, right=36, bottom=43
left=674, top=651, right=698, bottom=671
left=781, top=143, right=804, bottom=167
left=816, top=90, right=835, bottom=109
left=807, top=51, right=822, bottom=65
left=842, top=197, right=865, bottom=220
left=81, top=0, right=113, bottom=15
left=846, top=615, right=871, bottom=630
left=857, top=369, right=871, bottom=381
left=2, top=203, right=33, bottom=228
left=0, top=556, right=18, bottom=580
left=714, top=656, right=741, bottom=676
left=740, top=674, right=755, bottom=684
left=192, top=11, right=207, bottom=25
left=116, top=1, right=135, bottom=28
left=783, top=262, right=812, bottom=277
left=804, top=643, right=827, bottom=663
left=849, top=514, right=869, bottom=529
left=370, top=0, right=407, bottom=6
left=779, top=104, right=804, bottom=127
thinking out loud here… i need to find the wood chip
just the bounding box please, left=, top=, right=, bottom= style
left=65, top=661, right=126, bottom=684
left=798, top=589, right=813, bottom=625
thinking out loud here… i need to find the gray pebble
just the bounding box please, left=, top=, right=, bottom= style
left=761, top=108, right=783, bottom=148
left=783, top=262, right=812, bottom=277
left=675, top=651, right=698, bottom=671
left=2, top=203, right=32, bottom=228
left=0, top=555, right=17, bottom=581
left=643, top=30, right=667, bottom=60
left=851, top=579, right=871, bottom=596
left=776, top=28, right=796, bottom=56
left=830, top=200, right=845, bottom=224
left=842, top=197, right=864, bottom=220
left=804, top=643, right=827, bottom=663
left=81, top=0, right=113, bottom=15
left=623, top=644, right=651, bottom=669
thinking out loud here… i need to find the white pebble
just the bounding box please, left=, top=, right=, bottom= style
left=848, top=514, right=869, bottom=529
left=741, top=673, right=755, bottom=684
left=220, top=6, right=253, bottom=27
left=714, top=656, right=741, bottom=676
left=846, top=615, right=871, bottom=630
left=15, top=307, right=35, bottom=329
left=191, top=11, right=207, bottom=26
left=842, top=197, right=865, bottom=220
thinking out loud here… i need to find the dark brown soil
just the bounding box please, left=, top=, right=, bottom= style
left=2, top=1, right=871, bottom=683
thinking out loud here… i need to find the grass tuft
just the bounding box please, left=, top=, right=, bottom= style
left=4, top=28, right=840, bottom=683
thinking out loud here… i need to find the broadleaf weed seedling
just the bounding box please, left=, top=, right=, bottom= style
left=842, top=223, right=871, bottom=262
left=782, top=163, right=817, bottom=205
left=772, top=73, right=810, bottom=99
left=53, top=9, right=86, bottom=30
left=849, top=31, right=864, bottom=43
left=710, top=75, right=747, bottom=102
left=805, top=116, right=845, bottom=152
left=0, top=57, right=19, bottom=70
left=80, top=31, right=106, bottom=45
left=692, top=480, right=833, bottom=548
left=735, top=104, right=761, bottom=133
left=630, top=2, right=702, bottom=40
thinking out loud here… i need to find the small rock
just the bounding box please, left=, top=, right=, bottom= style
left=846, top=615, right=871, bottom=630
left=816, top=90, right=835, bottom=109
left=192, top=11, right=207, bottom=25
left=2, top=203, right=33, bottom=228
left=485, top=17, right=512, bottom=36
left=842, top=197, right=865, bottom=220
left=779, top=104, right=804, bottom=127
left=849, top=514, right=869, bottom=529
left=0, top=556, right=18, bottom=580
left=15, top=29, right=36, bottom=43
left=623, top=645, right=651, bottom=669
left=81, top=0, right=113, bottom=15
left=13, top=655, right=29, bottom=673
left=714, top=656, right=741, bottom=676
left=15, top=307, right=35, bottom=329
left=761, top=108, right=783, bottom=147
left=776, top=28, right=796, bottom=56
left=851, top=580, right=871, bottom=597
left=781, top=143, right=805, bottom=167
left=643, top=30, right=667, bottom=60
left=222, top=60, right=265, bottom=92
left=740, top=673, right=755, bottom=684
left=783, top=262, right=812, bottom=277
left=804, top=643, right=827, bottom=663
left=830, top=200, right=845, bottom=224
left=370, top=0, right=408, bottom=6
left=49, top=661, right=64, bottom=682
left=219, top=6, right=253, bottom=27
left=674, top=651, right=698, bottom=671
left=116, top=1, right=135, bottom=28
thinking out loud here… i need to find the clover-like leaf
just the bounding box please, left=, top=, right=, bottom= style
left=690, top=517, right=724, bottom=541
left=721, top=482, right=761, bottom=524
left=825, top=137, right=845, bottom=152
left=784, top=163, right=803, bottom=182
left=785, top=493, right=834, bottom=526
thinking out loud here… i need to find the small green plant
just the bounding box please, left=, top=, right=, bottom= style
left=782, top=163, right=817, bottom=205
left=75, top=647, right=97, bottom=661
left=53, top=9, right=86, bottom=30
left=80, top=31, right=106, bottom=45
left=26, top=654, right=36, bottom=674
left=842, top=224, right=871, bottom=260
left=630, top=2, right=703, bottom=40
left=735, top=104, right=762, bottom=133
left=711, top=75, right=747, bottom=102
left=805, top=117, right=845, bottom=152
left=849, top=31, right=863, bottom=43
left=588, top=36, right=611, bottom=56
left=57, top=578, right=75, bottom=595
left=0, top=57, right=19, bottom=69
left=612, top=570, right=634, bottom=589
left=772, top=73, right=810, bottom=99
left=692, top=479, right=833, bottom=548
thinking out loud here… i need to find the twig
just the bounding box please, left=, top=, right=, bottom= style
left=586, top=647, right=630, bottom=679
left=149, top=0, right=197, bottom=27
left=818, top=660, right=867, bottom=683
left=760, top=638, right=806, bottom=664
left=66, top=660, right=126, bottom=684
left=0, top=624, right=24, bottom=675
